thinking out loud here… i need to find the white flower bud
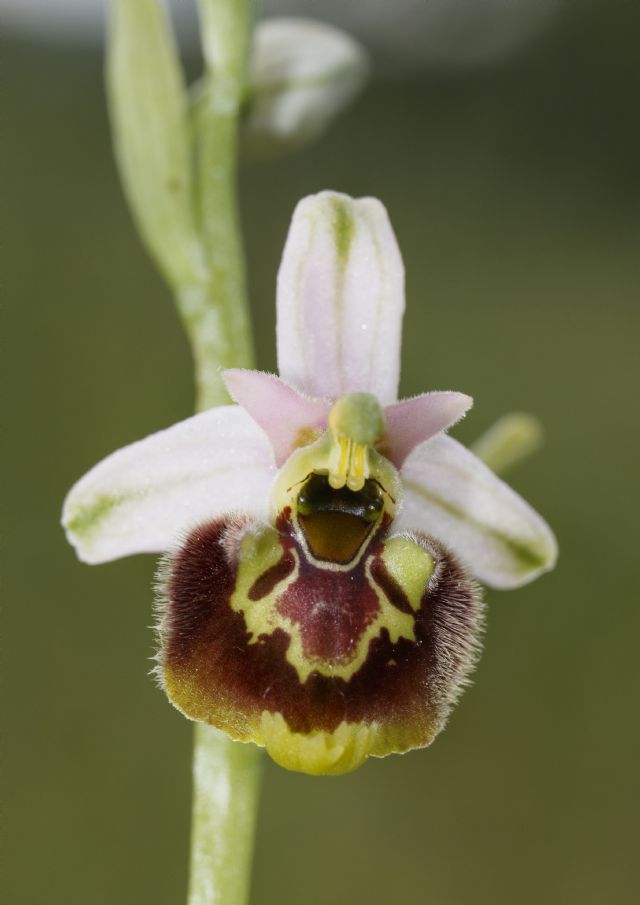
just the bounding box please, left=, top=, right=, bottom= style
left=241, top=18, right=369, bottom=156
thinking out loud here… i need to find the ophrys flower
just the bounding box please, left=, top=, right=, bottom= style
left=63, top=191, right=557, bottom=775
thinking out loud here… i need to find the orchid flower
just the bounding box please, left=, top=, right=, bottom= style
left=63, top=191, right=557, bottom=776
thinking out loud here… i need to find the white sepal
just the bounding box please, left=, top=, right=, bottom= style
left=398, top=434, right=557, bottom=589
left=63, top=406, right=276, bottom=563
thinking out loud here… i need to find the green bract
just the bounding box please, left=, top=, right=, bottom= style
left=107, top=0, right=204, bottom=288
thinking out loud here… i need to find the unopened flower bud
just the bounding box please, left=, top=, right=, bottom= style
left=241, top=18, right=369, bottom=157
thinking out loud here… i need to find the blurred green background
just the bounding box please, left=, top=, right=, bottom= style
left=4, top=2, right=640, bottom=904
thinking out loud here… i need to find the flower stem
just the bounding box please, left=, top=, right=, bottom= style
left=188, top=725, right=262, bottom=905
left=183, top=5, right=261, bottom=905
left=180, top=0, right=255, bottom=412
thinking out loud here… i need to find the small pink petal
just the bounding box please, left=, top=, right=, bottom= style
left=223, top=369, right=330, bottom=466
left=383, top=392, right=473, bottom=466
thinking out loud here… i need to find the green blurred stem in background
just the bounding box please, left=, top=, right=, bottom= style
left=188, top=0, right=255, bottom=409
left=107, top=0, right=254, bottom=411
left=107, top=1, right=260, bottom=904
left=188, top=3, right=260, bottom=902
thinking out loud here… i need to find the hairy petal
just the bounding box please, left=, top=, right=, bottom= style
left=277, top=191, right=405, bottom=404
left=383, top=391, right=473, bottom=466
left=398, top=435, right=558, bottom=589
left=223, top=369, right=330, bottom=465
left=62, top=406, right=275, bottom=564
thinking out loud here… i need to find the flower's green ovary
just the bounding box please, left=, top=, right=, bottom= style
left=403, top=479, right=548, bottom=573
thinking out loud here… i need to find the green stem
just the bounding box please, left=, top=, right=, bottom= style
left=188, top=725, right=262, bottom=905
left=177, top=276, right=252, bottom=412
left=184, top=6, right=261, bottom=905
left=179, top=0, right=255, bottom=412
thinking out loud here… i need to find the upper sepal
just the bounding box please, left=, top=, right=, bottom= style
left=277, top=191, right=405, bottom=405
